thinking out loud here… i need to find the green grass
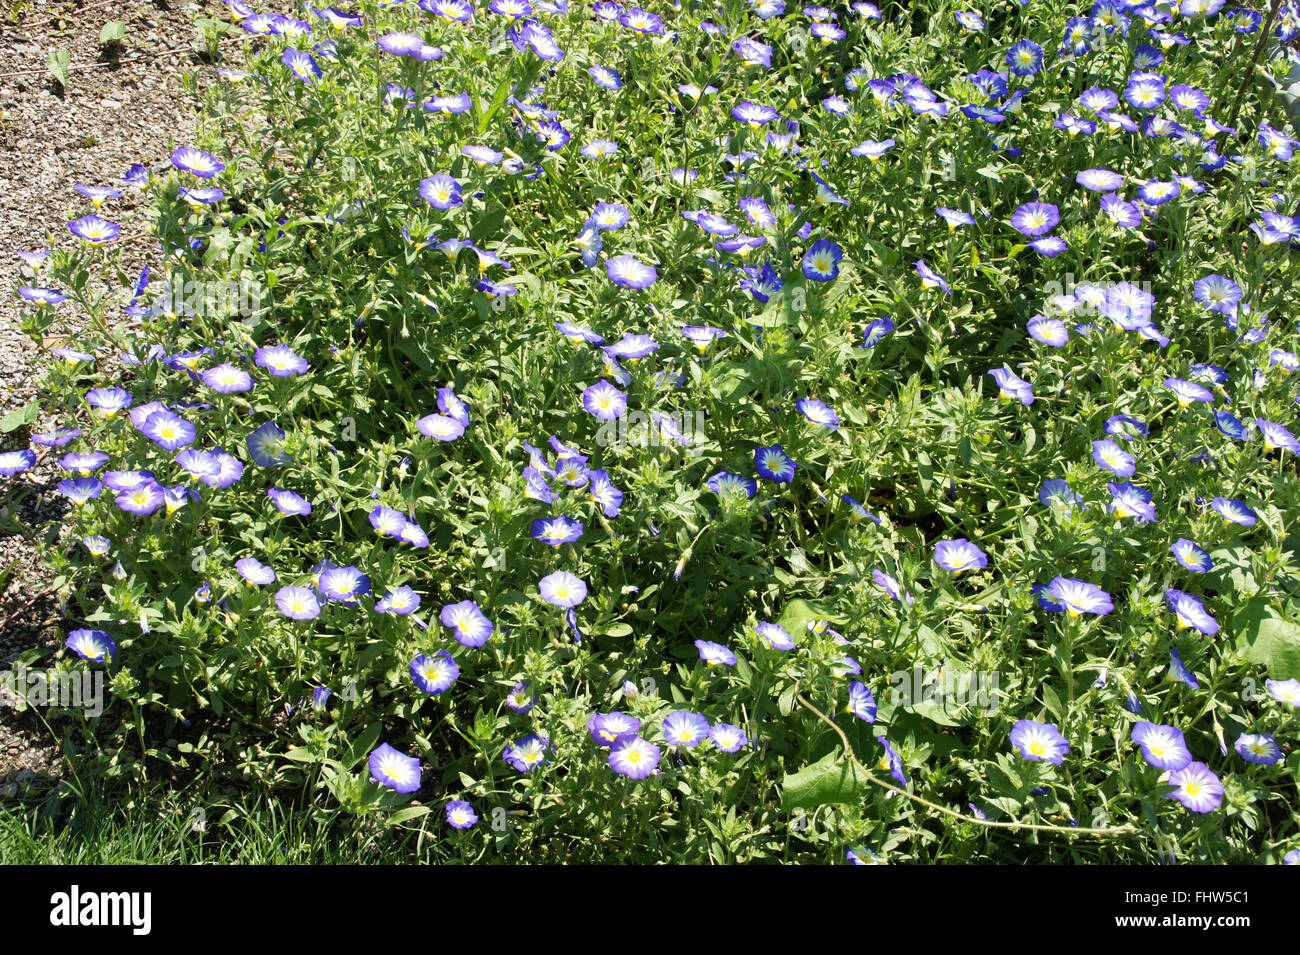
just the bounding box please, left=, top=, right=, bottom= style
left=0, top=778, right=441, bottom=864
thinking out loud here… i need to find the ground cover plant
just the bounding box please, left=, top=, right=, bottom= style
left=6, top=0, right=1300, bottom=864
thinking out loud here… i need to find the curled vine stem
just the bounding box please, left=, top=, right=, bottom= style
left=794, top=691, right=1137, bottom=839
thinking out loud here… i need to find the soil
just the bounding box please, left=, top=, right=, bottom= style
left=0, top=0, right=221, bottom=789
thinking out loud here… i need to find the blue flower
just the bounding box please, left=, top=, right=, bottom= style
left=847, top=681, right=877, bottom=722
left=754, top=444, right=796, bottom=483
left=410, top=650, right=459, bottom=694
left=247, top=421, right=291, bottom=466
left=1167, top=648, right=1199, bottom=688
left=933, top=538, right=987, bottom=573
left=369, top=743, right=421, bottom=793
left=802, top=239, right=842, bottom=281
left=1010, top=719, right=1070, bottom=765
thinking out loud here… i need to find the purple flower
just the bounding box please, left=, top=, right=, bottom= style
left=377, top=32, right=424, bottom=56
left=506, top=681, right=536, bottom=713
left=582, top=380, right=628, bottom=420
left=1166, top=589, right=1218, bottom=635
left=933, top=538, right=988, bottom=573
left=86, top=387, right=132, bottom=416
left=19, top=287, right=67, bottom=305
left=66, top=629, right=116, bottom=663
left=796, top=398, right=840, bottom=427
left=1028, top=236, right=1068, bottom=257
left=589, top=712, right=641, bottom=748
left=531, top=515, right=583, bottom=546
left=0, top=450, right=37, bottom=477
left=662, top=710, right=710, bottom=747
left=445, top=800, right=477, bottom=828
left=268, top=487, right=311, bottom=516
left=420, top=175, right=463, bottom=210
left=1234, top=732, right=1282, bottom=765
left=1168, top=648, right=1199, bottom=688
left=275, top=586, right=322, bottom=620
left=914, top=259, right=951, bottom=294
left=708, top=723, right=748, bottom=753
left=1257, top=419, right=1300, bottom=455
left=417, top=413, right=466, bottom=441
left=1163, top=762, right=1223, bottom=813
left=1092, top=439, right=1136, bottom=477
left=1131, top=722, right=1193, bottom=771
left=802, top=239, right=842, bottom=281
left=440, top=600, right=494, bottom=647
left=376, top=585, right=421, bottom=615
left=606, top=255, right=657, bottom=289
left=609, top=735, right=660, bottom=778
left=282, top=47, right=322, bottom=83
left=538, top=571, right=586, bottom=608
left=876, top=736, right=908, bottom=785
left=437, top=387, right=470, bottom=426
left=1009, top=202, right=1060, bottom=237
left=754, top=444, right=796, bottom=483
left=1046, top=577, right=1113, bottom=616
left=1100, top=192, right=1142, bottom=228
left=247, top=421, right=291, bottom=466
left=708, top=471, right=757, bottom=499
left=235, top=557, right=276, bottom=586
left=411, top=650, right=459, bottom=694
left=171, top=147, right=226, bottom=178
left=1108, top=482, right=1157, bottom=523
left=988, top=367, right=1034, bottom=405
left=1210, top=496, right=1257, bottom=526
left=860, top=317, right=894, bottom=348
left=31, top=428, right=82, bottom=447
left=1026, top=314, right=1069, bottom=346
left=115, top=482, right=165, bottom=516
left=695, top=640, right=736, bottom=667
left=58, top=452, right=108, bottom=475
left=318, top=566, right=370, bottom=604
left=369, top=743, right=421, bottom=793
left=200, top=363, right=254, bottom=393
left=749, top=621, right=793, bottom=652
left=1076, top=168, right=1124, bottom=192
left=503, top=734, right=549, bottom=772
left=138, top=410, right=196, bottom=451
left=1009, top=719, right=1070, bottom=765
left=847, top=681, right=877, bottom=722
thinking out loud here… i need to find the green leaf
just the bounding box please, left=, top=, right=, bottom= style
left=708, top=361, right=759, bottom=401
left=1207, top=546, right=1257, bottom=597
left=46, top=48, right=70, bottom=87
left=777, top=684, right=798, bottom=716
left=906, top=697, right=963, bottom=727
left=777, top=598, right=845, bottom=635
left=385, top=805, right=431, bottom=826
left=914, top=624, right=944, bottom=655
left=344, top=723, right=383, bottom=769
left=0, top=401, right=39, bottom=433
left=781, top=751, right=868, bottom=812
left=100, top=20, right=126, bottom=44
left=1237, top=599, right=1300, bottom=680
left=1040, top=686, right=1060, bottom=722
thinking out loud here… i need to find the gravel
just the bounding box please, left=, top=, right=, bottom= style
left=0, top=0, right=220, bottom=785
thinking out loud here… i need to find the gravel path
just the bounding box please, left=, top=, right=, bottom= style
left=0, top=0, right=218, bottom=787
